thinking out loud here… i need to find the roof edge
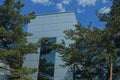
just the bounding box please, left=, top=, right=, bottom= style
left=35, top=11, right=75, bottom=16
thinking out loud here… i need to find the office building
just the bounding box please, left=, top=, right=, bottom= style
left=23, top=12, right=77, bottom=80
left=0, top=61, right=10, bottom=80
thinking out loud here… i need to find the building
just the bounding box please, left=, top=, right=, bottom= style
left=0, top=61, right=10, bottom=80
left=23, top=12, right=77, bottom=80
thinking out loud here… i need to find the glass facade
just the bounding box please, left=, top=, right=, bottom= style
left=37, top=37, right=56, bottom=80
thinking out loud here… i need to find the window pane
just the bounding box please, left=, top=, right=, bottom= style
left=38, top=37, right=56, bottom=80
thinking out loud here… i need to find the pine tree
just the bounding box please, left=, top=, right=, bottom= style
left=0, top=0, right=37, bottom=80
left=52, top=23, right=104, bottom=80
left=53, top=0, right=120, bottom=78
left=96, top=0, right=120, bottom=80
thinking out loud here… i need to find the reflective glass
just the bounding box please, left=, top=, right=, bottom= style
left=37, top=37, right=56, bottom=80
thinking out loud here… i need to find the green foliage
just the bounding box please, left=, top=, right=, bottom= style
left=96, top=0, right=120, bottom=79
left=37, top=37, right=55, bottom=80
left=54, top=0, right=120, bottom=79
left=37, top=37, right=55, bottom=55
left=0, top=0, right=37, bottom=80
left=38, top=59, right=54, bottom=80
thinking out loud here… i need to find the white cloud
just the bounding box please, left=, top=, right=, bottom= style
left=77, top=0, right=97, bottom=7
left=56, top=3, right=65, bottom=12
left=56, top=0, right=71, bottom=12
left=77, top=9, right=85, bottom=14
left=31, top=0, right=51, bottom=5
left=99, top=6, right=111, bottom=14
left=62, top=0, right=71, bottom=5
left=102, top=0, right=108, bottom=3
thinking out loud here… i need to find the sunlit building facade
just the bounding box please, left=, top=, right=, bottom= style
left=0, top=61, right=10, bottom=80
left=23, top=12, right=77, bottom=80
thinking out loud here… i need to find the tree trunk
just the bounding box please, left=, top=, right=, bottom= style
left=73, top=64, right=76, bottom=80
left=109, top=58, right=112, bottom=80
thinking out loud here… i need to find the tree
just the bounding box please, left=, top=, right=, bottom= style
left=53, top=23, right=119, bottom=80
left=96, top=0, right=120, bottom=80
left=52, top=23, right=105, bottom=80
left=53, top=0, right=120, bottom=79
left=0, top=0, right=37, bottom=80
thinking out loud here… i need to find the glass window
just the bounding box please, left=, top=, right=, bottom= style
left=37, top=37, right=56, bottom=80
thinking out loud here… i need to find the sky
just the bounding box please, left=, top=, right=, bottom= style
left=0, top=0, right=112, bottom=28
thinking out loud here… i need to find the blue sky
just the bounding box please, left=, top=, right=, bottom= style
left=0, top=0, right=112, bottom=28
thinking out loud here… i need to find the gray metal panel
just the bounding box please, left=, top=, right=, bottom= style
left=24, top=12, right=77, bottom=80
